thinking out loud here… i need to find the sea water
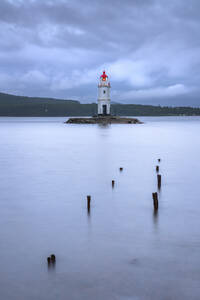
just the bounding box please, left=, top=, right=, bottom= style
left=0, top=116, right=200, bottom=300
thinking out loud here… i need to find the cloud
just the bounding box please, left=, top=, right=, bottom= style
left=22, top=70, right=49, bottom=86
left=117, top=84, right=191, bottom=101
left=0, top=0, right=200, bottom=105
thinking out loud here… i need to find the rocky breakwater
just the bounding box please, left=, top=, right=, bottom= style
left=66, top=116, right=143, bottom=124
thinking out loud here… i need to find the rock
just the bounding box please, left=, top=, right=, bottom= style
left=65, top=116, right=143, bottom=124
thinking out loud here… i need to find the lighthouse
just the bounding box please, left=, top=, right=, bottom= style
left=98, top=71, right=111, bottom=115
left=67, top=70, right=141, bottom=124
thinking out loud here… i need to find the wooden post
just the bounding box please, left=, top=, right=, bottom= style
left=51, top=254, right=56, bottom=263
left=158, top=158, right=161, bottom=162
left=119, top=167, right=123, bottom=172
left=156, top=165, right=159, bottom=173
left=157, top=174, right=161, bottom=189
left=152, top=192, right=158, bottom=210
left=47, top=257, right=51, bottom=264
left=112, top=180, right=115, bottom=187
left=87, top=195, right=91, bottom=211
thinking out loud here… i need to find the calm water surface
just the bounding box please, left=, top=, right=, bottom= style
left=0, top=116, right=200, bottom=300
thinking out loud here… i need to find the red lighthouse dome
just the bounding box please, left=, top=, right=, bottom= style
left=100, top=71, right=108, bottom=81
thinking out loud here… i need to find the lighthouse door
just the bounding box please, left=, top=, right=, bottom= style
left=103, top=105, right=107, bottom=115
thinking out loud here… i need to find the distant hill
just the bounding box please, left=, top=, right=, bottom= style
left=0, top=92, right=96, bottom=116
left=1, top=92, right=200, bottom=116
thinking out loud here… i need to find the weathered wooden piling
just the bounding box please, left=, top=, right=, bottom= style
left=156, top=165, right=159, bottom=172
left=157, top=174, right=161, bottom=189
left=112, top=180, right=115, bottom=187
left=158, top=158, right=161, bottom=162
left=47, top=257, right=51, bottom=264
left=87, top=195, right=91, bottom=211
left=119, top=167, right=123, bottom=172
left=152, top=192, right=158, bottom=210
left=51, top=254, right=56, bottom=263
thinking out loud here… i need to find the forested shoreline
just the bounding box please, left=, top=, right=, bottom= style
left=1, top=92, right=200, bottom=116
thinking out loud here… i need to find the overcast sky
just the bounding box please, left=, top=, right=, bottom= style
left=0, top=0, right=200, bottom=106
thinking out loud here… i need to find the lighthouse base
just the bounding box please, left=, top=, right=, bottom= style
left=66, top=116, right=143, bottom=124
left=97, top=114, right=111, bottom=117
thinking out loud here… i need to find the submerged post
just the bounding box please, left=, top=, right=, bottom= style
left=87, top=195, right=91, bottom=211
left=152, top=192, right=158, bottom=210
left=156, top=165, right=159, bottom=173
left=112, top=180, right=115, bottom=188
left=158, top=158, right=161, bottom=162
left=157, top=174, right=162, bottom=189
left=51, top=254, right=56, bottom=263
left=119, top=167, right=123, bottom=172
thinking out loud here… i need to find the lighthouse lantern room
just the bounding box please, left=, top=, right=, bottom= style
left=98, top=71, right=111, bottom=115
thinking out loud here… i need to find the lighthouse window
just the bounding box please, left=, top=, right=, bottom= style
left=103, top=90, right=106, bottom=94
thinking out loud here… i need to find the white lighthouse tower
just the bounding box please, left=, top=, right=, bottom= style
left=98, top=71, right=111, bottom=115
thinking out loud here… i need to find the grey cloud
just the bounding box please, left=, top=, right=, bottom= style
left=0, top=0, right=200, bottom=105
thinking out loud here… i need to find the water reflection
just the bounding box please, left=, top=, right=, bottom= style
left=87, top=206, right=91, bottom=219
left=152, top=210, right=159, bottom=227
left=97, top=123, right=111, bottom=128
left=47, top=261, right=56, bottom=272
